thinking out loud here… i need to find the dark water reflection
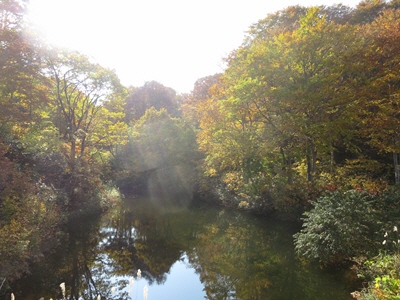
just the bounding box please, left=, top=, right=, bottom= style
left=12, top=195, right=354, bottom=299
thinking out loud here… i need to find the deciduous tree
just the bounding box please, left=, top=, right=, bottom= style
left=357, top=9, right=400, bottom=183
left=125, top=81, right=179, bottom=122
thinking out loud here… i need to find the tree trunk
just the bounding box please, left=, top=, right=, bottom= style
left=330, top=142, right=335, bottom=174
left=394, top=152, right=400, bottom=184
left=307, top=143, right=317, bottom=182
left=280, top=147, right=293, bottom=184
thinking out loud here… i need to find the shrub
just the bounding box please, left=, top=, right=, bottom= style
left=357, top=252, right=400, bottom=299
left=293, top=190, right=380, bottom=264
left=354, top=225, right=400, bottom=299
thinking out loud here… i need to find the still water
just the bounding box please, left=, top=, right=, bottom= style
left=12, top=195, right=354, bottom=299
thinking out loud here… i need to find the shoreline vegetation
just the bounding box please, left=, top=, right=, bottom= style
left=2, top=0, right=400, bottom=298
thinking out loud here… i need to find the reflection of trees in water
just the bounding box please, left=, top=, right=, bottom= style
left=13, top=198, right=188, bottom=298
left=66, top=217, right=130, bottom=300
left=186, top=211, right=293, bottom=300
left=11, top=198, right=351, bottom=300
left=102, top=204, right=183, bottom=285
left=186, top=210, right=350, bottom=300
left=11, top=213, right=129, bottom=300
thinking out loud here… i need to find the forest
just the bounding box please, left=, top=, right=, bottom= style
left=1, top=0, right=400, bottom=298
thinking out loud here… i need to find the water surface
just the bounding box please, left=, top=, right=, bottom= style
left=12, top=195, right=354, bottom=299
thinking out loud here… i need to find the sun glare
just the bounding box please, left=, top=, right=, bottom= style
left=26, top=0, right=362, bottom=93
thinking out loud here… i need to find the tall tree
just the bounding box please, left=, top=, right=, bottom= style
left=0, top=0, right=47, bottom=139
left=43, top=49, right=128, bottom=207
left=245, top=5, right=307, bottom=45
left=196, top=6, right=367, bottom=211
left=358, top=9, right=400, bottom=183
left=351, top=0, right=387, bottom=24
left=124, top=81, right=179, bottom=122
left=45, top=50, right=124, bottom=173
left=181, top=73, right=221, bottom=128
left=245, top=4, right=354, bottom=46
left=226, top=8, right=360, bottom=182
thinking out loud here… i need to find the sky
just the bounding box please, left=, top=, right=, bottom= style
left=26, top=0, right=362, bottom=94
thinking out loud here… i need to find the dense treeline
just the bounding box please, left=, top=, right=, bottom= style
left=0, top=0, right=129, bottom=282
left=192, top=2, right=400, bottom=215
left=2, top=0, right=400, bottom=297
left=0, top=0, right=198, bottom=283
left=187, top=3, right=400, bottom=297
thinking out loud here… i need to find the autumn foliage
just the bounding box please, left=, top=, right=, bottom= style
left=2, top=0, right=400, bottom=289
left=192, top=2, right=400, bottom=215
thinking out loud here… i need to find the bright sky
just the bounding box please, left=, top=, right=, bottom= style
left=26, top=0, right=361, bottom=94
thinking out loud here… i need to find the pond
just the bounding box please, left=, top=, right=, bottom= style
left=11, top=194, right=355, bottom=299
